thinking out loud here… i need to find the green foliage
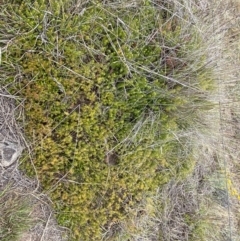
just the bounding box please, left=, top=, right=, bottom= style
left=185, top=202, right=227, bottom=241
left=0, top=188, right=33, bottom=241
left=1, top=0, right=215, bottom=240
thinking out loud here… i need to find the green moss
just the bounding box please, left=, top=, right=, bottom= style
left=2, top=0, right=215, bottom=240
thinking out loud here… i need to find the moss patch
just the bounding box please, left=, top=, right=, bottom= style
left=2, top=0, right=215, bottom=240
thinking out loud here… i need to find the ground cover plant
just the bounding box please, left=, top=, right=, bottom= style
left=2, top=0, right=239, bottom=240
left=0, top=187, right=33, bottom=241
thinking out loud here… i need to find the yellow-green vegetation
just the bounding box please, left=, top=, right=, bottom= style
left=227, top=174, right=240, bottom=201
left=1, top=0, right=216, bottom=240
left=186, top=202, right=229, bottom=241
left=0, top=187, right=33, bottom=241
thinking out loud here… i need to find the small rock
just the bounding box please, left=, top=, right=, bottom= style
left=3, top=147, right=16, bottom=161
left=0, top=141, right=23, bottom=167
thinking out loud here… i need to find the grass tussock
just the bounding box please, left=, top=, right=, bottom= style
left=0, top=187, right=33, bottom=241
left=0, top=0, right=240, bottom=240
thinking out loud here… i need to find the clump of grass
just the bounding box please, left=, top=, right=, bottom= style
left=0, top=187, right=33, bottom=241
